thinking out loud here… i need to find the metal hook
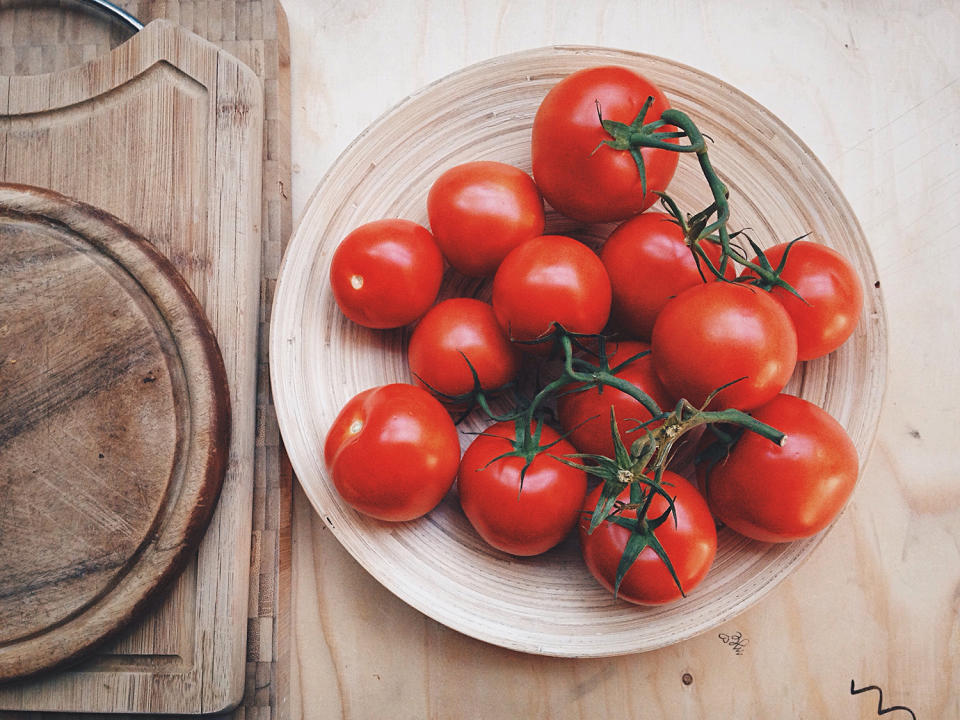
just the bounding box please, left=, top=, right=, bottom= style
left=74, top=0, right=144, bottom=32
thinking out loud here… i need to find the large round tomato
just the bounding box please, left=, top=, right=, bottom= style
left=531, top=66, right=679, bottom=223
left=492, top=235, right=611, bottom=352
left=407, top=298, right=521, bottom=400
left=324, top=384, right=460, bottom=522
left=696, top=393, right=859, bottom=542
left=601, top=212, right=735, bottom=339
left=457, top=421, right=587, bottom=556
left=556, top=340, right=675, bottom=458
left=329, top=219, right=444, bottom=329
left=579, top=471, right=717, bottom=605
left=743, top=240, right=863, bottom=361
left=427, top=161, right=545, bottom=277
left=651, top=282, right=798, bottom=410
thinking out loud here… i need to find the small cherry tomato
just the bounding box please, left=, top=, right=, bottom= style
left=407, top=298, right=521, bottom=401
left=601, top=212, right=735, bottom=339
left=492, top=235, right=611, bottom=352
left=531, top=66, right=679, bottom=223
left=651, top=282, right=798, bottom=411
left=427, top=161, right=545, bottom=277
left=329, top=219, right=443, bottom=329
left=458, top=421, right=587, bottom=556
left=696, top=393, right=859, bottom=542
left=556, top=340, right=675, bottom=458
left=579, top=472, right=717, bottom=605
left=324, top=384, right=461, bottom=521
left=742, top=240, right=863, bottom=361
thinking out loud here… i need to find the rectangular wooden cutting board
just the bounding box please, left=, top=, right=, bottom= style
left=0, top=2, right=291, bottom=715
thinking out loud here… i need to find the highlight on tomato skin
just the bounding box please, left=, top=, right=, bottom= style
left=323, top=384, right=461, bottom=522
left=578, top=473, right=717, bottom=605
left=427, top=161, right=545, bottom=278
left=329, top=218, right=444, bottom=329
left=695, top=393, right=859, bottom=543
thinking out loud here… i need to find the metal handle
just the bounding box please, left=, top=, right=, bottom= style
left=73, top=0, right=144, bottom=32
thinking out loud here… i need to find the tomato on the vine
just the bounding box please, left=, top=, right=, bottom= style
left=742, top=240, right=863, bottom=361
left=651, top=282, right=798, bottom=411
left=696, top=393, right=858, bottom=542
left=601, top=212, right=735, bottom=339
left=329, top=219, right=443, bottom=329
left=579, top=472, right=717, bottom=605
left=492, top=235, right=611, bottom=352
left=407, top=298, right=520, bottom=401
left=457, top=421, right=587, bottom=556
left=324, top=384, right=460, bottom=522
left=556, top=340, right=674, bottom=459
left=531, top=66, right=679, bottom=223
left=427, top=161, right=545, bottom=277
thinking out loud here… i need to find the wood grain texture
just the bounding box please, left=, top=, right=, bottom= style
left=282, top=0, right=959, bottom=717
left=0, top=15, right=263, bottom=715
left=0, top=183, right=230, bottom=682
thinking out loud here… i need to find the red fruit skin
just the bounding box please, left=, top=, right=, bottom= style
left=324, top=384, right=461, bottom=522
left=427, top=161, right=545, bottom=277
left=601, top=212, right=735, bottom=340
left=492, top=235, right=612, bottom=354
left=531, top=66, right=679, bottom=224
left=407, top=298, right=521, bottom=400
left=458, top=421, right=587, bottom=557
left=743, top=240, right=864, bottom=361
left=329, top=219, right=444, bottom=329
left=556, top=340, right=675, bottom=458
left=697, top=393, right=859, bottom=542
left=651, top=282, right=798, bottom=411
left=579, top=473, right=717, bottom=605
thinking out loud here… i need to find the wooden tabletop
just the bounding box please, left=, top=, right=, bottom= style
left=280, top=1, right=958, bottom=718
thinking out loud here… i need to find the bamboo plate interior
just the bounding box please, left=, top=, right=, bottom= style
left=271, top=46, right=887, bottom=657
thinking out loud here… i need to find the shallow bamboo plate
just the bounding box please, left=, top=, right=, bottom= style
left=271, top=46, right=887, bottom=656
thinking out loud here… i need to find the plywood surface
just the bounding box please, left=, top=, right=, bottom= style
left=0, top=11, right=264, bottom=716
left=282, top=1, right=959, bottom=718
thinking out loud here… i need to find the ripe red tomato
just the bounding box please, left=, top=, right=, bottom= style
left=651, top=282, right=798, bottom=411
left=407, top=298, right=521, bottom=400
left=427, top=161, right=545, bottom=277
left=531, top=66, right=679, bottom=223
left=579, top=472, right=717, bottom=605
left=329, top=219, right=444, bottom=329
left=601, top=212, right=735, bottom=339
left=556, top=340, right=674, bottom=458
left=742, top=240, right=864, bottom=361
left=324, top=384, right=461, bottom=522
left=492, top=235, right=611, bottom=352
left=457, top=421, right=587, bottom=556
left=696, top=393, right=859, bottom=542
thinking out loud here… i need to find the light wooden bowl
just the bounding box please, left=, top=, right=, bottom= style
left=271, top=47, right=887, bottom=656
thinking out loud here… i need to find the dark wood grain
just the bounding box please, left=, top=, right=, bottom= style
left=0, top=183, right=231, bottom=682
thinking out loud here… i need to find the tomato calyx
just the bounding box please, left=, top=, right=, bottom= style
left=413, top=350, right=517, bottom=423
left=595, top=97, right=686, bottom=199
left=472, top=415, right=571, bottom=494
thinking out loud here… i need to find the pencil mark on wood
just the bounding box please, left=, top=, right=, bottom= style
left=850, top=680, right=916, bottom=719
left=717, top=630, right=748, bottom=655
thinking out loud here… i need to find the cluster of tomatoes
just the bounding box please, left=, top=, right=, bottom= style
left=323, top=65, right=864, bottom=605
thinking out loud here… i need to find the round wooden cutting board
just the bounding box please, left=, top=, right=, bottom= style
left=0, top=183, right=231, bottom=682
